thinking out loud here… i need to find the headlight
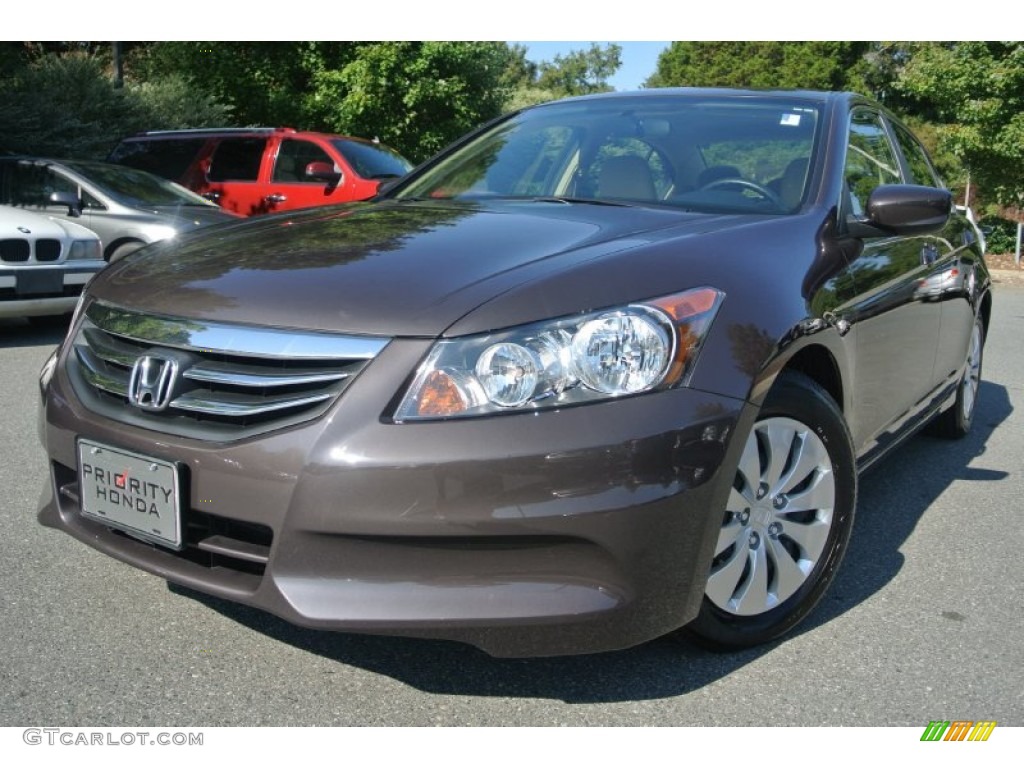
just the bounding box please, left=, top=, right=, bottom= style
left=141, top=224, right=178, bottom=242
left=68, top=239, right=101, bottom=261
left=394, top=287, right=724, bottom=421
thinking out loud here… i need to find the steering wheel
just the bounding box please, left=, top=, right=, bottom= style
left=701, top=178, right=786, bottom=210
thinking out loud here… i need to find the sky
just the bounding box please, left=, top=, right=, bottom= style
left=514, top=41, right=670, bottom=92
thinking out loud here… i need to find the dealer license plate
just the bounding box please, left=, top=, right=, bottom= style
left=77, top=439, right=182, bottom=549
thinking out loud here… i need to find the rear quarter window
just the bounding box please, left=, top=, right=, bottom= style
left=108, top=138, right=207, bottom=182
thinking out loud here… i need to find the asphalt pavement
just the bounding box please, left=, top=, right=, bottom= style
left=1, top=283, right=1021, bottom=727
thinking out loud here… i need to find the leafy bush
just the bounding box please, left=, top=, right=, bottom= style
left=981, top=217, right=1020, bottom=255
left=128, top=74, right=233, bottom=131
left=0, top=53, right=143, bottom=158
left=0, top=52, right=231, bottom=160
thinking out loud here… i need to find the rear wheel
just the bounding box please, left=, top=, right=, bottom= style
left=685, top=371, right=856, bottom=649
left=931, top=315, right=984, bottom=439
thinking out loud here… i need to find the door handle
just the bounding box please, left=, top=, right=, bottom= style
left=265, top=193, right=287, bottom=204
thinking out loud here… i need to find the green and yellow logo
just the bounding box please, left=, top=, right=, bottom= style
left=921, top=721, right=997, bottom=741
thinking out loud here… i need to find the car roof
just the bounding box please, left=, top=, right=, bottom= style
left=119, top=127, right=377, bottom=144
left=537, top=87, right=850, bottom=105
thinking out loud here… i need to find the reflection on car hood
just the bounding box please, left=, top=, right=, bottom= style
left=94, top=200, right=747, bottom=336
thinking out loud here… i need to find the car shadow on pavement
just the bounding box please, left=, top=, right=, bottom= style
left=0, top=317, right=69, bottom=348
left=170, top=380, right=1012, bottom=704
left=794, top=379, right=1012, bottom=634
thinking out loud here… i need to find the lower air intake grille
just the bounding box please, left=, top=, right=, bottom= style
left=67, top=301, right=389, bottom=440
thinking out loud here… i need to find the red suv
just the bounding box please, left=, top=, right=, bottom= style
left=107, top=128, right=413, bottom=217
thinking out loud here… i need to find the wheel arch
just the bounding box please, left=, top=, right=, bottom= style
left=103, top=237, right=147, bottom=261
left=979, top=288, right=993, bottom=340
left=747, top=339, right=847, bottom=417
left=781, top=344, right=844, bottom=414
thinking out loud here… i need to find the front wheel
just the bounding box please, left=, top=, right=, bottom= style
left=684, top=371, right=856, bottom=650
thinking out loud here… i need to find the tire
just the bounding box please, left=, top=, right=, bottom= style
left=684, top=371, right=856, bottom=650
left=931, top=315, right=984, bottom=439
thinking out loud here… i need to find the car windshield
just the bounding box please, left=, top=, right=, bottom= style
left=395, top=94, right=822, bottom=215
left=330, top=139, right=413, bottom=180
left=64, top=161, right=219, bottom=208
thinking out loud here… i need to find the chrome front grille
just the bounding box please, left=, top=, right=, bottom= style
left=68, top=301, right=389, bottom=440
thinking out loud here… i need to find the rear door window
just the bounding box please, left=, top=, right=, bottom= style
left=208, top=138, right=266, bottom=182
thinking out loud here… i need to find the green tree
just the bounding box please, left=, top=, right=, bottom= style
left=646, top=42, right=871, bottom=91
left=501, top=43, right=622, bottom=112
left=129, top=42, right=351, bottom=128
left=307, top=42, right=513, bottom=162
left=897, top=42, right=1024, bottom=206
left=536, top=43, right=622, bottom=96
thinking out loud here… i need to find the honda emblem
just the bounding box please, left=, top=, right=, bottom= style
left=128, top=355, right=179, bottom=411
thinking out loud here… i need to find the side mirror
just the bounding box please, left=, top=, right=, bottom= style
left=49, top=190, right=83, bottom=218
left=376, top=178, right=401, bottom=196
left=305, top=162, right=341, bottom=185
left=858, top=184, right=951, bottom=236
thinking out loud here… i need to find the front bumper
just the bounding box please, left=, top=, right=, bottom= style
left=0, top=264, right=101, bottom=318
left=38, top=338, right=749, bottom=657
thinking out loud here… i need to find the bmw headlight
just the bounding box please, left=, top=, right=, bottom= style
left=68, top=239, right=101, bottom=261
left=394, top=287, right=724, bottom=421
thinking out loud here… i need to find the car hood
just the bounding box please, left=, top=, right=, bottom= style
left=0, top=206, right=89, bottom=241
left=93, top=200, right=757, bottom=337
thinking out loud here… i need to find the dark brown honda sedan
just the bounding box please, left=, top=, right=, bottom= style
left=37, top=89, right=991, bottom=656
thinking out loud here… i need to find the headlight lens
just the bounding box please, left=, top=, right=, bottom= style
left=68, top=239, right=101, bottom=261
left=394, top=287, right=724, bottom=421
left=571, top=311, right=671, bottom=394
left=141, top=224, right=177, bottom=242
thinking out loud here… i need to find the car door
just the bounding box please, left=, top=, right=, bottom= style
left=203, top=137, right=272, bottom=216
left=264, top=137, right=353, bottom=213
left=840, top=107, right=943, bottom=451
left=887, top=119, right=978, bottom=394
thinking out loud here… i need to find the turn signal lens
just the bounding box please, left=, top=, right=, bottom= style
left=415, top=370, right=469, bottom=417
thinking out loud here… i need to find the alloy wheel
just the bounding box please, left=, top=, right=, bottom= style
left=706, top=416, right=835, bottom=616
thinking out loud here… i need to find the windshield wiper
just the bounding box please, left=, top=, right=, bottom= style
left=529, top=196, right=632, bottom=207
